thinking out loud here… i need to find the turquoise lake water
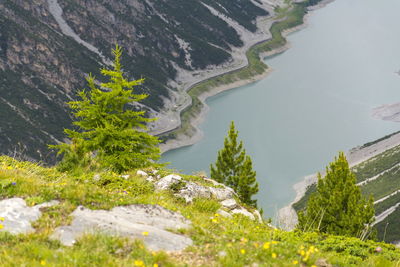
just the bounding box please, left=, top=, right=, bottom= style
left=162, top=0, right=400, bottom=218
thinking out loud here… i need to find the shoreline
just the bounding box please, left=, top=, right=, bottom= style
left=159, top=0, right=335, bottom=154
left=278, top=131, right=400, bottom=230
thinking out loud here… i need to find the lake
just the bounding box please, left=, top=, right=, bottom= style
left=162, top=0, right=400, bottom=219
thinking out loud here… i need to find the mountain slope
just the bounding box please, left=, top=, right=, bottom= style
left=293, top=132, right=400, bottom=245
left=0, top=0, right=269, bottom=162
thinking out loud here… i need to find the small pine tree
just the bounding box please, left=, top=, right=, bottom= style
left=50, top=45, right=160, bottom=173
left=297, top=152, right=375, bottom=239
left=210, top=121, right=259, bottom=207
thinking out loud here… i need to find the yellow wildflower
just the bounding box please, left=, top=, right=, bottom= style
left=134, top=260, right=145, bottom=267
left=153, top=264, right=159, bottom=267
left=263, top=242, right=270, bottom=249
left=0, top=217, right=4, bottom=221
left=0, top=224, right=3, bottom=229
left=142, top=231, right=149, bottom=236
left=272, top=253, right=277, bottom=259
left=271, top=241, right=278, bottom=244
left=211, top=218, right=218, bottom=223
left=292, top=260, right=299, bottom=265
left=40, top=260, right=46, bottom=266
left=240, top=249, right=246, bottom=254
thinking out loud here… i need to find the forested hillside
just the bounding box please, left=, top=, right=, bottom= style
left=0, top=0, right=268, bottom=162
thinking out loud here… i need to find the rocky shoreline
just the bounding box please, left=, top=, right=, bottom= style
left=156, top=0, right=336, bottom=154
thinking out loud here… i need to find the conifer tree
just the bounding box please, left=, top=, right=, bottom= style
left=210, top=121, right=259, bottom=207
left=297, top=152, right=375, bottom=239
left=51, top=45, right=160, bottom=173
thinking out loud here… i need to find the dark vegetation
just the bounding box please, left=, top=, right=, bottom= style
left=294, top=143, right=400, bottom=244
left=0, top=0, right=267, bottom=163
left=375, top=192, right=400, bottom=215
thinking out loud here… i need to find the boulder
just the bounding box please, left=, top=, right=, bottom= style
left=209, top=187, right=234, bottom=201
left=0, top=198, right=59, bottom=234
left=231, top=208, right=255, bottom=220
left=253, top=209, right=263, bottom=223
left=155, top=174, right=182, bottom=190
left=221, top=199, right=237, bottom=210
left=136, top=170, right=148, bottom=177
left=176, top=182, right=212, bottom=203
left=52, top=204, right=192, bottom=251
left=216, top=209, right=232, bottom=218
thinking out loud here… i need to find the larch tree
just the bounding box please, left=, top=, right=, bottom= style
left=50, top=45, right=160, bottom=173
left=210, top=121, right=259, bottom=207
left=297, top=152, right=375, bottom=239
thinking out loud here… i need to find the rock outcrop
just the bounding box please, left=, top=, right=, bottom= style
left=141, top=170, right=261, bottom=221
left=51, top=204, right=193, bottom=251
left=0, top=198, right=59, bottom=234
left=0, top=171, right=262, bottom=252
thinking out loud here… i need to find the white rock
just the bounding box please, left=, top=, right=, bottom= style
left=221, top=199, right=237, bottom=210
left=155, top=174, right=182, bottom=190
left=231, top=208, right=255, bottom=220
left=216, top=209, right=232, bottom=218
left=0, top=198, right=59, bottom=234
left=136, top=170, right=148, bottom=177
left=146, top=176, right=155, bottom=182
left=176, top=182, right=211, bottom=203
left=52, top=204, right=192, bottom=251
left=93, top=174, right=101, bottom=181
left=253, top=210, right=263, bottom=223
left=121, top=175, right=130, bottom=180
left=209, top=187, right=234, bottom=201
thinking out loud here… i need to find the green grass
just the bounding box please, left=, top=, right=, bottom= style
left=353, top=145, right=400, bottom=183
left=376, top=207, right=400, bottom=244
left=375, top=192, right=400, bottom=215
left=1, top=155, right=400, bottom=266
left=361, top=165, right=400, bottom=201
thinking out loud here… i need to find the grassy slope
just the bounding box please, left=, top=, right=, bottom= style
left=160, top=2, right=310, bottom=141
left=293, top=144, right=400, bottom=244
left=0, top=156, right=400, bottom=266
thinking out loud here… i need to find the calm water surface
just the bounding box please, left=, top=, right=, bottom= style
left=162, top=0, right=400, bottom=218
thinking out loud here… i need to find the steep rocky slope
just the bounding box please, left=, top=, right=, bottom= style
left=0, top=0, right=270, bottom=162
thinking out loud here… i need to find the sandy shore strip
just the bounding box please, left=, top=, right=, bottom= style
left=158, top=0, right=336, bottom=154
left=278, top=131, right=400, bottom=230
